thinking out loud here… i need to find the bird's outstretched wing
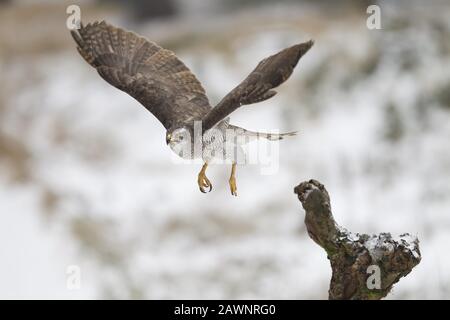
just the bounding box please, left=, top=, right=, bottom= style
left=71, top=21, right=211, bottom=129
left=201, top=41, right=314, bottom=132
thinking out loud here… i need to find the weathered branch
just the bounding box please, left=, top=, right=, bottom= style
left=294, top=179, right=421, bottom=300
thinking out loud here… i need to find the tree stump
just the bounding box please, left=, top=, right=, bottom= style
left=294, top=179, right=421, bottom=300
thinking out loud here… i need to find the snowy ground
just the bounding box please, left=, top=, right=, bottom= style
left=0, top=1, right=450, bottom=299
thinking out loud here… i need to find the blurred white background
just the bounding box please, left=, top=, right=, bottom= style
left=0, top=0, right=449, bottom=299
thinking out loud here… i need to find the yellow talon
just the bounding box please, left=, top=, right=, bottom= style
left=198, top=162, right=212, bottom=193
left=229, top=162, right=237, bottom=196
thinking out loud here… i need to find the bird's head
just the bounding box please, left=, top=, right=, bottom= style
left=166, top=127, right=191, bottom=146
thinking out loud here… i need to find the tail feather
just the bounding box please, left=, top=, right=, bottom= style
left=228, top=125, right=298, bottom=141
left=264, top=130, right=298, bottom=141
left=250, top=130, right=298, bottom=141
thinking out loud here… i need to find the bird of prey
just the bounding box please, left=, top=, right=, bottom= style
left=71, top=21, right=313, bottom=196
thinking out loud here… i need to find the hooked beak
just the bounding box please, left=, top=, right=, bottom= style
left=166, top=134, right=171, bottom=145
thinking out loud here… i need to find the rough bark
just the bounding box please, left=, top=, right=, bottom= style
left=294, top=179, right=421, bottom=300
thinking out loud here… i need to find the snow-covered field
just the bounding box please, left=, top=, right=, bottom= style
left=0, top=1, right=449, bottom=299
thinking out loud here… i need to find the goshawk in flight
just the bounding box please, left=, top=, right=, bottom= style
left=71, top=21, right=313, bottom=196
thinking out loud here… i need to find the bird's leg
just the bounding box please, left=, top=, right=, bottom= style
left=197, top=162, right=212, bottom=193
left=229, top=162, right=237, bottom=196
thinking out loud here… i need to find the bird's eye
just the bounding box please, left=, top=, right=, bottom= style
left=179, top=136, right=184, bottom=140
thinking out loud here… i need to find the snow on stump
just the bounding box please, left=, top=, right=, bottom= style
left=294, top=179, right=421, bottom=300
